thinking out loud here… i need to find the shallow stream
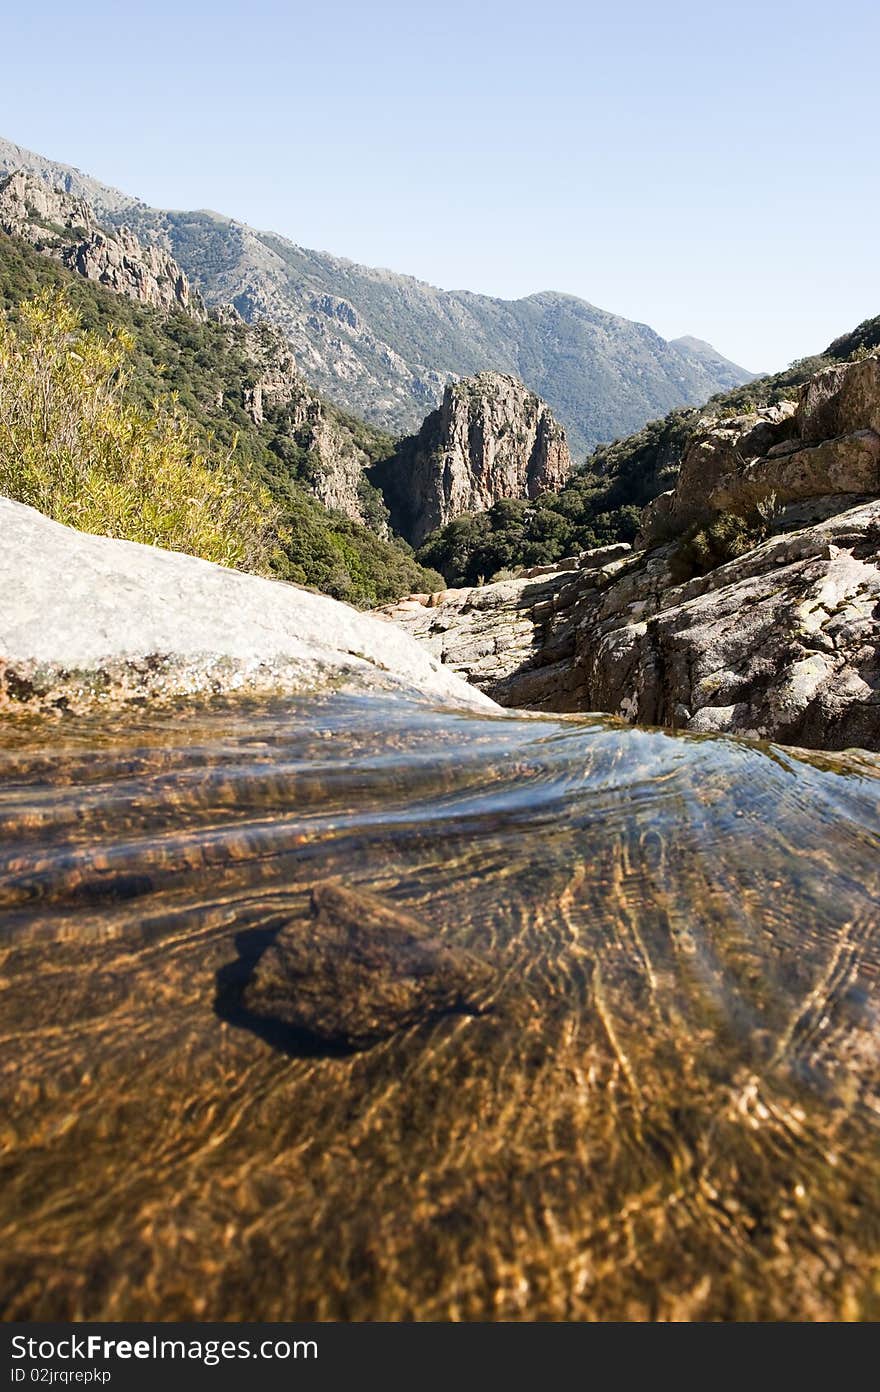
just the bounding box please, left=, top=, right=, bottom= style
left=1, top=694, right=879, bottom=1319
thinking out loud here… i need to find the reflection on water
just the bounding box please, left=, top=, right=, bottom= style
left=1, top=694, right=879, bottom=1320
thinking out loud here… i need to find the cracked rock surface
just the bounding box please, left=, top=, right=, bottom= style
left=383, top=504, right=880, bottom=751
left=381, top=353, right=880, bottom=752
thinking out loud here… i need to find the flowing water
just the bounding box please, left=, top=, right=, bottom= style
left=1, top=693, right=880, bottom=1321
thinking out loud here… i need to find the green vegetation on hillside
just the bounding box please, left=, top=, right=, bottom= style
left=0, top=290, right=278, bottom=569
left=0, top=232, right=442, bottom=604
left=254, top=247, right=755, bottom=451
left=417, top=315, right=880, bottom=586
left=417, top=492, right=642, bottom=588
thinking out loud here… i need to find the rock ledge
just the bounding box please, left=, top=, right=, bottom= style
left=0, top=497, right=495, bottom=715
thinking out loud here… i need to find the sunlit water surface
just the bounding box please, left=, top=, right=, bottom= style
left=1, top=694, right=879, bottom=1320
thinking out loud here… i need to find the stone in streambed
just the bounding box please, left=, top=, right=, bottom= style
left=241, top=882, right=495, bottom=1049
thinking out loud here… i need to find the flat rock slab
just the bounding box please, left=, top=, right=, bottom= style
left=241, top=882, right=496, bottom=1049
left=0, top=496, right=495, bottom=714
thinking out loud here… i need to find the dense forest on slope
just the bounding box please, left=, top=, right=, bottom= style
left=417, top=315, right=880, bottom=587
left=0, top=233, right=442, bottom=604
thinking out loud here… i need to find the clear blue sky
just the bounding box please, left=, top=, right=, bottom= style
left=2, top=0, right=877, bottom=371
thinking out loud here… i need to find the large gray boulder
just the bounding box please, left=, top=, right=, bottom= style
left=708, top=429, right=880, bottom=513
left=0, top=497, right=496, bottom=714
left=797, top=355, right=880, bottom=442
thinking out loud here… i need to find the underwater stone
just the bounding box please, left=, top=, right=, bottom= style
left=242, top=882, right=496, bottom=1049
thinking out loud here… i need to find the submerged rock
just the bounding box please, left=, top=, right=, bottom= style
left=3, top=693, right=880, bottom=1320
left=241, top=882, right=496, bottom=1049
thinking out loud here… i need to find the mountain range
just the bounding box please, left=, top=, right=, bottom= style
left=0, top=135, right=754, bottom=457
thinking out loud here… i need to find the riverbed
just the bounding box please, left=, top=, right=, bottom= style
left=1, top=694, right=879, bottom=1319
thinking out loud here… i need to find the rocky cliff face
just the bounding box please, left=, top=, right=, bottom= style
left=0, top=183, right=383, bottom=534
left=0, top=136, right=755, bottom=453
left=238, top=321, right=389, bottom=531
left=637, top=355, right=880, bottom=545
left=380, top=351, right=880, bottom=752
left=0, top=170, right=203, bottom=319
left=370, top=373, right=572, bottom=546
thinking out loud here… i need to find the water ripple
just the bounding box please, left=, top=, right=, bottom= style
left=1, top=694, right=879, bottom=1319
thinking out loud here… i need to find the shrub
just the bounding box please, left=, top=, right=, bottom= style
left=0, top=238, right=445, bottom=606
left=669, top=513, right=759, bottom=583
left=415, top=491, right=639, bottom=587
left=0, top=290, right=280, bottom=572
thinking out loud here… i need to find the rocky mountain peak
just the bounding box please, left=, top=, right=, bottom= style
left=371, top=372, right=572, bottom=546
left=0, top=169, right=204, bottom=319
left=0, top=136, right=757, bottom=454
